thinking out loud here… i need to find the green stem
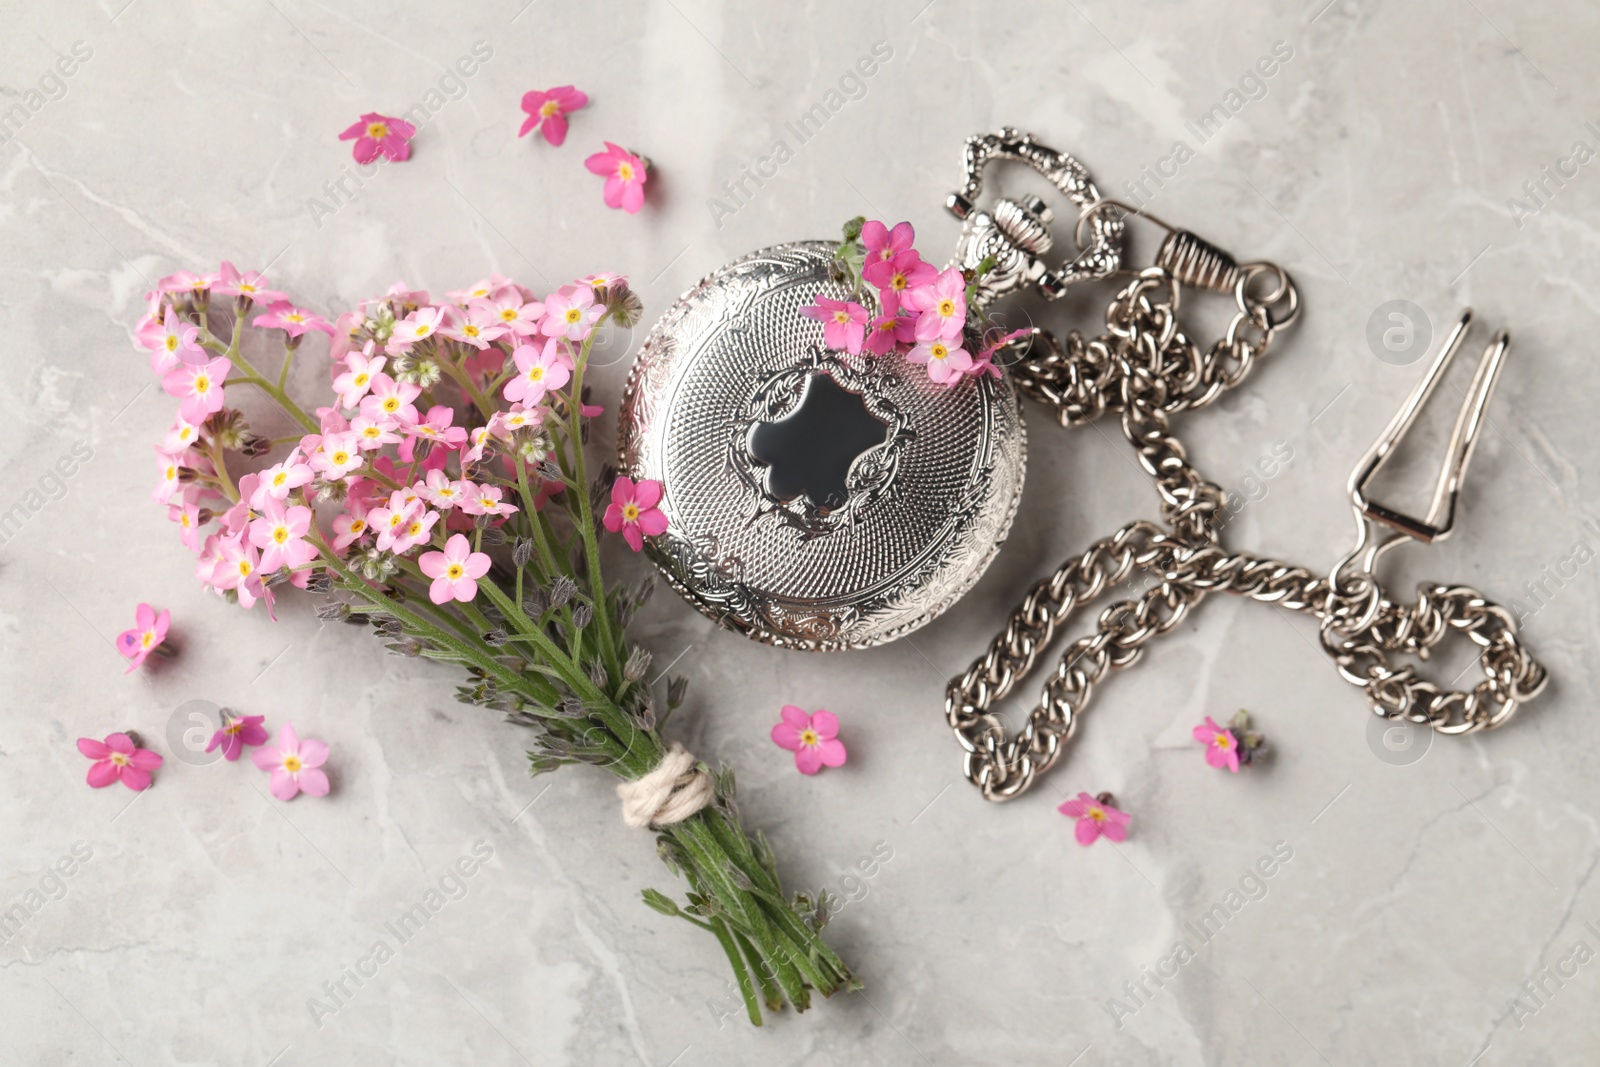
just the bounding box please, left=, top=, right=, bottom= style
left=439, top=346, right=496, bottom=421
left=476, top=580, right=605, bottom=709
left=277, top=343, right=295, bottom=390
left=711, top=919, right=764, bottom=1027
left=564, top=328, right=623, bottom=686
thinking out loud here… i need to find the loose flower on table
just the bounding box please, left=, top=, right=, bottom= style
left=338, top=113, right=416, bottom=163
left=78, top=733, right=163, bottom=791
left=116, top=602, right=170, bottom=673
left=252, top=724, right=330, bottom=801
left=518, top=85, right=588, bottom=146
left=1058, top=792, right=1130, bottom=845
left=584, top=142, right=649, bottom=214
left=770, top=706, right=848, bottom=776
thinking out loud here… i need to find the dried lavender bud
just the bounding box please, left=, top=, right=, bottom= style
left=176, top=467, right=202, bottom=484
left=265, top=569, right=291, bottom=587
left=632, top=690, right=657, bottom=730
left=623, top=646, right=651, bottom=682
left=585, top=660, right=609, bottom=690
left=480, top=525, right=506, bottom=546
left=304, top=570, right=333, bottom=593
left=667, top=676, right=689, bottom=710
left=571, top=603, right=593, bottom=630
left=528, top=755, right=568, bottom=776
left=549, top=575, right=576, bottom=609
left=512, top=539, right=534, bottom=568
left=314, top=601, right=350, bottom=622
left=386, top=637, right=424, bottom=657
left=554, top=697, right=587, bottom=718
left=483, top=628, right=509, bottom=647
left=635, top=576, right=656, bottom=606
left=522, top=586, right=548, bottom=617
left=538, top=458, right=563, bottom=482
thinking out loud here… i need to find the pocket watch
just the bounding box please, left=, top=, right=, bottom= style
left=618, top=130, right=1122, bottom=650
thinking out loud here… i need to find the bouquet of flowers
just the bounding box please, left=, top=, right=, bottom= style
left=136, top=263, right=856, bottom=1024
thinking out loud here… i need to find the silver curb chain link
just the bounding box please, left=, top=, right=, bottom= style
left=945, top=256, right=1548, bottom=802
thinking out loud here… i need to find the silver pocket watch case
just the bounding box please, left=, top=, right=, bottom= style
left=617, top=241, right=1026, bottom=650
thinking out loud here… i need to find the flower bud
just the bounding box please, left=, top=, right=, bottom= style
left=512, top=539, right=533, bottom=568
left=518, top=434, right=553, bottom=466
left=623, top=646, right=651, bottom=682
left=572, top=603, right=593, bottom=630
left=483, top=628, right=509, bottom=647
left=240, top=435, right=273, bottom=458
left=600, top=282, right=644, bottom=328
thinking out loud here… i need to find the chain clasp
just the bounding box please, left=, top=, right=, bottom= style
left=1344, top=309, right=1509, bottom=558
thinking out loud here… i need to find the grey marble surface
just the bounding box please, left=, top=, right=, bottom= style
left=3, top=0, right=1599, bottom=1063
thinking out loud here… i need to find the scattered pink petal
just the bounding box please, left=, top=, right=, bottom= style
left=77, top=732, right=163, bottom=791
left=518, top=85, right=588, bottom=146
left=251, top=723, right=331, bottom=800
left=205, top=713, right=270, bottom=762
left=1057, top=791, right=1130, bottom=845
left=1193, top=716, right=1241, bottom=773
left=583, top=142, right=648, bottom=214
left=770, top=705, right=847, bottom=776
left=116, top=603, right=170, bottom=673
left=338, top=112, right=416, bottom=164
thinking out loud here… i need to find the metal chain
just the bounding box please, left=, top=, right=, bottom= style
left=947, top=267, right=1547, bottom=802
